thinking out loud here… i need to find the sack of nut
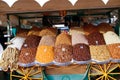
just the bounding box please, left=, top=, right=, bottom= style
left=18, top=35, right=41, bottom=67
left=73, top=43, right=91, bottom=64
left=107, top=43, right=120, bottom=62
left=90, top=45, right=111, bottom=64
left=54, top=33, right=73, bottom=66
left=35, top=35, right=55, bottom=66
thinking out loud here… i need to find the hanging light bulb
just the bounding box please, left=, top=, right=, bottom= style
left=2, top=0, right=18, bottom=7
left=68, top=0, right=78, bottom=6
left=35, top=0, right=49, bottom=7
left=102, top=0, right=109, bottom=5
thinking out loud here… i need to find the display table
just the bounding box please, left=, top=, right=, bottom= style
left=10, top=64, right=89, bottom=80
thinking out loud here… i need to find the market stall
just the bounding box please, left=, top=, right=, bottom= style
left=0, top=0, right=120, bottom=80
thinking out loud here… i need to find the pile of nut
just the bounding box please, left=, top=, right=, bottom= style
left=19, top=48, right=37, bottom=64
left=87, top=32, right=106, bottom=45
left=54, top=44, right=73, bottom=63
left=90, top=45, right=111, bottom=62
left=73, top=43, right=91, bottom=61
left=107, top=43, right=120, bottom=59
left=55, top=33, right=71, bottom=46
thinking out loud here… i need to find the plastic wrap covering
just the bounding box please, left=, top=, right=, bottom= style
left=55, top=33, right=71, bottom=46
left=0, top=47, right=19, bottom=71
left=83, top=23, right=98, bottom=35
left=22, top=35, right=41, bottom=48
left=54, top=44, right=73, bottom=65
left=87, top=32, right=106, bottom=45
left=35, top=46, right=54, bottom=66
left=73, top=44, right=91, bottom=64
left=7, top=37, right=26, bottom=50
left=18, top=47, right=37, bottom=67
left=97, top=23, right=114, bottom=33
left=72, top=32, right=88, bottom=45
left=103, top=31, right=120, bottom=44
left=39, top=28, right=57, bottom=36
left=90, top=45, right=111, bottom=64
left=39, top=35, right=56, bottom=46
left=107, top=43, right=120, bottom=62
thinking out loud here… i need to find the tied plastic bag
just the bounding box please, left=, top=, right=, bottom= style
left=7, top=37, right=26, bottom=50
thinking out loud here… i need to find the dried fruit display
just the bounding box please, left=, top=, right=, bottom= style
left=70, top=27, right=85, bottom=35
left=73, top=43, right=91, bottom=61
left=87, top=32, right=106, bottom=45
left=23, top=35, right=41, bottom=48
left=39, top=28, right=57, bottom=36
left=83, top=23, right=98, bottom=35
left=72, top=32, right=88, bottom=45
left=19, top=48, right=37, bottom=65
left=39, top=35, right=56, bottom=46
left=90, top=45, right=111, bottom=63
left=107, top=43, right=120, bottom=60
left=97, top=23, right=114, bottom=33
left=36, top=46, right=54, bottom=64
left=103, top=31, right=120, bottom=44
left=55, top=33, right=71, bottom=46
left=54, top=44, right=73, bottom=63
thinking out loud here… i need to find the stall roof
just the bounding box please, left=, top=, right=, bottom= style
left=0, top=0, right=120, bottom=14
left=5, top=8, right=118, bottom=19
